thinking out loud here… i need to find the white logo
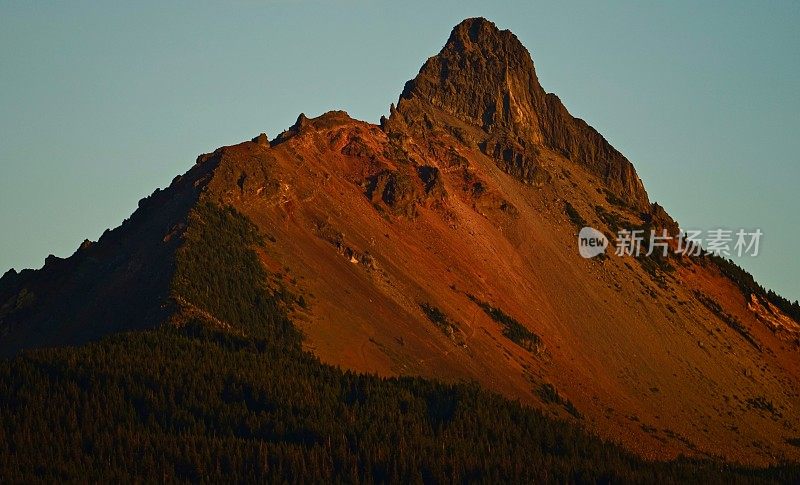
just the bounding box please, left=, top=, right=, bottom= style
left=578, top=227, right=608, bottom=259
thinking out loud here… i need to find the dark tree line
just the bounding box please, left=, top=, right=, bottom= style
left=709, top=254, right=800, bottom=323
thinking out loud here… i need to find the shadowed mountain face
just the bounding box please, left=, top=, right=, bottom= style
left=1, top=17, right=799, bottom=467
left=0, top=153, right=222, bottom=355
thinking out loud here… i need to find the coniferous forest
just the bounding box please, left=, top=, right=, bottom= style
left=1, top=203, right=798, bottom=482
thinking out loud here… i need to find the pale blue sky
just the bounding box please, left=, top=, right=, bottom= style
left=1, top=1, right=798, bottom=299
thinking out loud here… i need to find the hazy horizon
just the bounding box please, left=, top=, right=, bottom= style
left=1, top=1, right=798, bottom=299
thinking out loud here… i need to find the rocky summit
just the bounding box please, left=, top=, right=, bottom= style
left=387, top=18, right=649, bottom=209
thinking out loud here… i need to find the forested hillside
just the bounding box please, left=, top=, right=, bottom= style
left=0, top=203, right=796, bottom=482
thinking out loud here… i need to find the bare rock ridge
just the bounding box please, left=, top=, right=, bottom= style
left=387, top=17, right=649, bottom=210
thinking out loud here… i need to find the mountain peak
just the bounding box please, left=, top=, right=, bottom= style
left=444, top=17, right=524, bottom=58
left=398, top=17, right=544, bottom=136
left=392, top=18, right=649, bottom=210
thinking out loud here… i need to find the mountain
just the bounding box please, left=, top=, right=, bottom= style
left=2, top=17, right=800, bottom=480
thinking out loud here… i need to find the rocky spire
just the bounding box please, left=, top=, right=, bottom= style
left=398, top=18, right=548, bottom=140
left=389, top=17, right=650, bottom=210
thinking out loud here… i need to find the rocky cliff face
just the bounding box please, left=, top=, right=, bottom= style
left=387, top=18, right=649, bottom=210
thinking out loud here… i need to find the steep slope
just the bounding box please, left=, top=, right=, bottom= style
left=1, top=17, right=799, bottom=468
left=204, top=109, right=800, bottom=466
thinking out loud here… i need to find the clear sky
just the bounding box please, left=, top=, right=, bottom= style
left=1, top=1, right=798, bottom=300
